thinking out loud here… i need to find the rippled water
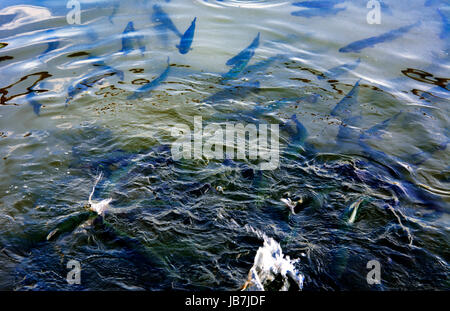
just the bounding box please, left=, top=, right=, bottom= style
left=0, top=0, right=449, bottom=290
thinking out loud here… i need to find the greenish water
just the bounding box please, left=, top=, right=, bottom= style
left=0, top=0, right=448, bottom=290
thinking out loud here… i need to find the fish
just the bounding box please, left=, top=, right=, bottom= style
left=282, top=114, right=317, bottom=157
left=359, top=111, right=402, bottom=141
left=127, top=58, right=171, bottom=100
left=221, top=33, right=260, bottom=81
left=121, top=21, right=146, bottom=55
left=177, top=17, right=197, bottom=54
left=222, top=54, right=281, bottom=83
left=285, top=114, right=309, bottom=145
left=47, top=172, right=112, bottom=241
left=203, top=81, right=260, bottom=104
left=222, top=57, right=253, bottom=81
left=339, top=22, right=421, bottom=53
left=406, top=140, right=449, bottom=166
left=330, top=79, right=362, bottom=119
left=66, top=71, right=116, bottom=103
left=152, top=4, right=182, bottom=37
left=405, top=127, right=450, bottom=166
left=343, top=197, right=365, bottom=224
left=226, top=33, right=260, bottom=67
left=318, top=58, right=361, bottom=80
left=291, top=7, right=346, bottom=18
left=46, top=210, right=97, bottom=241
left=336, top=114, right=363, bottom=146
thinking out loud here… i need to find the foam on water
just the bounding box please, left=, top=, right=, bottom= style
left=244, top=225, right=304, bottom=291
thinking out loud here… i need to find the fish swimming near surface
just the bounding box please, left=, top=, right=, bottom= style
left=330, top=79, right=362, bottom=119
left=222, top=54, right=281, bottom=83
left=46, top=210, right=97, bottom=241
left=226, top=33, right=260, bottom=67
left=66, top=70, right=117, bottom=104
left=120, top=21, right=146, bottom=55
left=177, top=17, right=197, bottom=54
left=203, top=81, right=260, bottom=105
left=359, top=111, right=402, bottom=141
left=222, top=33, right=260, bottom=81
left=404, top=127, right=450, bottom=166
left=152, top=4, right=182, bottom=38
left=318, top=58, right=361, bottom=80
left=47, top=172, right=111, bottom=241
left=291, top=7, right=346, bottom=18
left=127, top=57, right=171, bottom=100
left=343, top=197, right=366, bottom=224
left=285, top=114, right=309, bottom=146
left=339, top=21, right=421, bottom=53
left=281, top=114, right=317, bottom=157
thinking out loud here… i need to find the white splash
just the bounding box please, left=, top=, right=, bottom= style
left=88, top=171, right=112, bottom=216
left=243, top=226, right=304, bottom=291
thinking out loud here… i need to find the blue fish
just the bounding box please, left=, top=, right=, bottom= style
left=358, top=141, right=447, bottom=213
left=330, top=79, right=362, bottom=119
left=318, top=58, right=361, bottom=80
left=359, top=111, right=402, bottom=141
left=405, top=127, right=450, bottom=166
left=291, top=7, right=345, bottom=18
left=121, top=21, right=146, bottom=55
left=152, top=4, right=182, bottom=37
left=281, top=114, right=317, bottom=157
left=226, top=33, right=260, bottom=67
left=222, top=54, right=281, bottom=82
left=336, top=114, right=363, bottom=146
left=177, top=17, right=197, bottom=54
left=127, top=58, right=171, bottom=100
left=287, top=114, right=309, bottom=145
left=66, top=71, right=117, bottom=103
left=203, top=81, right=260, bottom=104
left=339, top=22, right=421, bottom=53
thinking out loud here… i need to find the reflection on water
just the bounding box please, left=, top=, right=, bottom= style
left=0, top=0, right=449, bottom=291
